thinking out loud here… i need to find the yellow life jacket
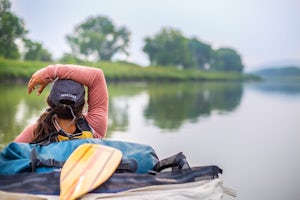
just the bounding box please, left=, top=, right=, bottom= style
left=31, top=117, right=95, bottom=145
left=56, top=117, right=94, bottom=142
left=57, top=131, right=93, bottom=141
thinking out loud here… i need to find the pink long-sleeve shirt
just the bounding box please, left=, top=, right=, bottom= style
left=14, top=64, right=109, bottom=143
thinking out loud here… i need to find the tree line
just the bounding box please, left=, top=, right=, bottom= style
left=0, top=0, right=244, bottom=72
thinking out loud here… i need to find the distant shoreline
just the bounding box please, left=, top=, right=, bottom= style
left=0, top=58, right=260, bottom=83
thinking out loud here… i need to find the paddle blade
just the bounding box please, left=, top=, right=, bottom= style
left=60, top=143, right=122, bottom=200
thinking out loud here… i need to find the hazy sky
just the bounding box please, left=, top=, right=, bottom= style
left=10, top=0, right=300, bottom=70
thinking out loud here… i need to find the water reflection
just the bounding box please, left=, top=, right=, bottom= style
left=106, top=82, right=244, bottom=133
left=143, top=82, right=243, bottom=130
left=106, top=83, right=147, bottom=136
left=247, top=80, right=300, bottom=96
left=1, top=80, right=300, bottom=146
left=108, top=96, right=129, bottom=134
left=0, top=85, right=49, bottom=144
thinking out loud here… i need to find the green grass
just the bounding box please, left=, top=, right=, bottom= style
left=0, top=57, right=259, bottom=82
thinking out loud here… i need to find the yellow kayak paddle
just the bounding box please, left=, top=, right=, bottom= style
left=60, top=143, right=122, bottom=200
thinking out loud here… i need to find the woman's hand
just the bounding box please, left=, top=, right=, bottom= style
left=28, top=70, right=53, bottom=95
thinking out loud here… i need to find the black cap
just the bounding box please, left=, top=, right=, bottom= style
left=48, top=79, right=85, bottom=107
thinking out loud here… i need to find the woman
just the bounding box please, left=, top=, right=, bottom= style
left=14, top=64, right=108, bottom=143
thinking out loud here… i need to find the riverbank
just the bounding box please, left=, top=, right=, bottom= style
left=0, top=57, right=260, bottom=83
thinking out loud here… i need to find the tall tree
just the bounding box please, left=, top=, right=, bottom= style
left=66, top=15, right=130, bottom=61
left=211, top=48, right=244, bottom=73
left=143, top=28, right=194, bottom=69
left=23, top=38, right=52, bottom=61
left=59, top=53, right=83, bottom=64
left=188, top=38, right=212, bottom=70
left=0, top=0, right=27, bottom=59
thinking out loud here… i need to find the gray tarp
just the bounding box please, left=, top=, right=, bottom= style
left=0, top=179, right=236, bottom=200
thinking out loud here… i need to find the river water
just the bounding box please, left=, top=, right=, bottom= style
left=1, top=80, right=300, bottom=200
